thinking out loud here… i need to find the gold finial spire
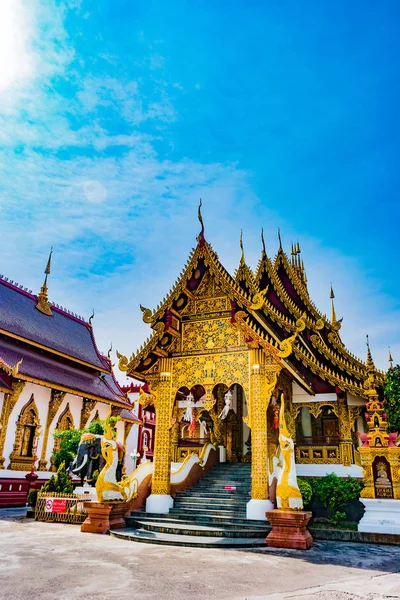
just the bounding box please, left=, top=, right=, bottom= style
left=366, top=335, right=375, bottom=371
left=36, top=248, right=53, bottom=316
left=330, top=283, right=337, bottom=324
left=388, top=346, right=393, bottom=369
left=261, top=228, right=266, bottom=256
left=197, top=198, right=205, bottom=246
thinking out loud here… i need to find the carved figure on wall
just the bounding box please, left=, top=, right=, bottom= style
left=375, top=462, right=391, bottom=488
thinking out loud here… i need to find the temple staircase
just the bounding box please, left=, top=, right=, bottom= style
left=110, top=463, right=270, bottom=547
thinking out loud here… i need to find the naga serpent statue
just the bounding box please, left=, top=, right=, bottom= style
left=275, top=396, right=303, bottom=510
left=95, top=416, right=138, bottom=503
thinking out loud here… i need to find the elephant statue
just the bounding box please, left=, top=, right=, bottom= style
left=69, top=432, right=125, bottom=486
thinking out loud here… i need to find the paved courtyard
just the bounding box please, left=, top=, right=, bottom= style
left=0, top=509, right=399, bottom=600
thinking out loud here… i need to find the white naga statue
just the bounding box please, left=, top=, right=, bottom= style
left=95, top=417, right=138, bottom=503
left=274, top=397, right=303, bottom=510
left=219, top=389, right=234, bottom=420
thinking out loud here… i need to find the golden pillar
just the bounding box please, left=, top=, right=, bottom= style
left=337, top=396, right=353, bottom=467
left=246, top=349, right=281, bottom=517
left=0, top=381, right=26, bottom=468
left=147, top=358, right=174, bottom=512
left=38, top=390, right=66, bottom=471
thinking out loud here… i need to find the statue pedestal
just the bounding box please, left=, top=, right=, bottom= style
left=358, top=498, right=400, bottom=534
left=266, top=510, right=313, bottom=550
left=81, top=501, right=132, bottom=534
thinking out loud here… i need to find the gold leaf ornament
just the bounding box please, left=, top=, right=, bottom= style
left=140, top=304, right=154, bottom=324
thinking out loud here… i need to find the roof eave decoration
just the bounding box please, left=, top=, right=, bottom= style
left=0, top=356, right=22, bottom=377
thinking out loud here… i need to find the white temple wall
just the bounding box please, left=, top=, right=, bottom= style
left=300, top=406, right=312, bottom=437
left=3, top=382, right=51, bottom=468
left=86, top=402, right=110, bottom=424
left=347, top=393, right=365, bottom=406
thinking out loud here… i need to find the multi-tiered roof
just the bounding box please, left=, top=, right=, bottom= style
left=0, top=259, right=129, bottom=407
left=120, top=209, right=384, bottom=399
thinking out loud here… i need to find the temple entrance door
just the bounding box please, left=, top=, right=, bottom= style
left=213, top=383, right=247, bottom=463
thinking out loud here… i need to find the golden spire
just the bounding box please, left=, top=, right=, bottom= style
left=330, top=284, right=337, bottom=324
left=36, top=248, right=53, bottom=316
left=366, top=335, right=376, bottom=372
left=388, top=346, right=393, bottom=369
left=197, top=198, right=205, bottom=246
left=239, top=229, right=245, bottom=265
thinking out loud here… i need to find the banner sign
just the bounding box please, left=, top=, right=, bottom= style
left=44, top=498, right=68, bottom=513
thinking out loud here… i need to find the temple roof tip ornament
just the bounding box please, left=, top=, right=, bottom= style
left=261, top=227, right=266, bottom=256
left=239, top=229, right=245, bottom=265
left=388, top=346, right=393, bottom=369
left=88, top=308, right=95, bottom=326
left=366, top=335, right=376, bottom=372
left=140, top=304, right=153, bottom=324
left=35, top=247, right=53, bottom=316
left=278, top=228, right=283, bottom=252
left=197, top=198, right=205, bottom=247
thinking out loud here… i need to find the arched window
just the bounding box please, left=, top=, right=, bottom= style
left=52, top=404, right=74, bottom=456
left=9, top=395, right=40, bottom=471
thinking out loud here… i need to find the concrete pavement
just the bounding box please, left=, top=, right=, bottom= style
left=0, top=508, right=399, bottom=600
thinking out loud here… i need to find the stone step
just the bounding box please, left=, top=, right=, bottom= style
left=131, top=519, right=266, bottom=538
left=175, top=491, right=249, bottom=498
left=110, top=528, right=266, bottom=548
left=128, top=513, right=269, bottom=530
left=174, top=500, right=248, bottom=509
left=169, top=507, right=247, bottom=518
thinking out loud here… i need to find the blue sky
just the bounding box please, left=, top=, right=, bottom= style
left=0, top=0, right=399, bottom=378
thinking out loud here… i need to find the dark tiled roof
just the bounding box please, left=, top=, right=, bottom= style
left=0, top=279, right=106, bottom=370
left=120, top=409, right=142, bottom=423
left=0, top=336, right=130, bottom=406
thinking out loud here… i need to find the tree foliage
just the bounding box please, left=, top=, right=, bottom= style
left=384, top=365, right=400, bottom=433
left=311, top=473, right=363, bottom=525
left=297, top=478, right=313, bottom=506
left=41, top=462, right=74, bottom=494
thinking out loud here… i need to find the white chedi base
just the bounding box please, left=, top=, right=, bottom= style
left=246, top=498, right=274, bottom=521
left=358, top=498, right=400, bottom=534
left=146, top=494, right=174, bottom=514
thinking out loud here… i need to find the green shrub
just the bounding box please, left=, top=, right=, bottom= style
left=41, top=462, right=73, bottom=495
left=311, top=473, right=363, bottom=524
left=297, top=478, right=313, bottom=506
left=27, top=489, right=38, bottom=508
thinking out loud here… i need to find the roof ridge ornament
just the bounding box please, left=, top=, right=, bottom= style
left=261, top=228, right=266, bottom=257
left=197, top=198, right=205, bottom=247
left=239, top=229, right=245, bottom=265
left=36, top=248, right=53, bottom=316
left=278, top=228, right=283, bottom=252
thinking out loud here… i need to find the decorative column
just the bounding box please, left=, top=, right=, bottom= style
left=337, top=395, right=353, bottom=467
left=38, top=390, right=66, bottom=471
left=0, top=381, right=26, bottom=468
left=146, top=358, right=174, bottom=514
left=246, top=348, right=281, bottom=520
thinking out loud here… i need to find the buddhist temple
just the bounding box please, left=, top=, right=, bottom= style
left=0, top=253, right=141, bottom=507
left=117, top=207, right=385, bottom=519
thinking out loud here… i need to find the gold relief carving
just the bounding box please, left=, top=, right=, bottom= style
left=79, top=398, right=96, bottom=430
left=182, top=318, right=239, bottom=352
left=172, top=351, right=250, bottom=398
left=195, top=296, right=228, bottom=314
left=247, top=349, right=281, bottom=500
left=9, top=394, right=41, bottom=471
left=295, top=445, right=340, bottom=464
left=151, top=358, right=174, bottom=496
left=0, top=381, right=26, bottom=468
left=39, top=390, right=67, bottom=471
